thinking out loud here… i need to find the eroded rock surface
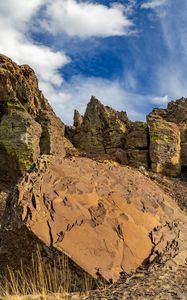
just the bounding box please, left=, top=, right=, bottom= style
left=84, top=265, right=187, bottom=300
left=124, top=121, right=149, bottom=169
left=67, top=96, right=187, bottom=177
left=148, top=97, right=187, bottom=176
left=0, top=54, right=66, bottom=181
left=147, top=113, right=181, bottom=177
left=7, top=156, right=186, bottom=282
left=66, top=96, right=129, bottom=155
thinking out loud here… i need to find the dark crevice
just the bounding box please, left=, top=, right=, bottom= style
left=47, top=221, right=53, bottom=247
left=0, top=143, right=22, bottom=187
left=31, top=194, right=37, bottom=210
left=147, top=128, right=152, bottom=170
left=35, top=111, right=51, bottom=155
left=181, top=166, right=187, bottom=181
left=39, top=129, right=51, bottom=154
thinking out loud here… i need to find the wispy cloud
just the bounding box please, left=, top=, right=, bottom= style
left=141, top=0, right=168, bottom=9
left=151, top=95, right=169, bottom=106
left=40, top=76, right=151, bottom=124
left=155, top=0, right=187, bottom=99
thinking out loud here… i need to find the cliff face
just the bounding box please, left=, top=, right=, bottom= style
left=0, top=54, right=66, bottom=183
left=66, top=96, right=187, bottom=177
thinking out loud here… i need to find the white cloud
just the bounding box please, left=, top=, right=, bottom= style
left=151, top=95, right=169, bottom=106
left=39, top=0, right=133, bottom=38
left=0, top=0, right=70, bottom=86
left=141, top=0, right=167, bottom=9
left=0, top=0, right=44, bottom=29
left=0, top=26, right=70, bottom=86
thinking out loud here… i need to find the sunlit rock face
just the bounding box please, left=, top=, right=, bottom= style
left=12, top=156, right=186, bottom=282
left=67, top=96, right=187, bottom=177
left=148, top=98, right=187, bottom=174
left=147, top=112, right=181, bottom=177
left=66, top=96, right=129, bottom=156
left=0, top=54, right=66, bottom=182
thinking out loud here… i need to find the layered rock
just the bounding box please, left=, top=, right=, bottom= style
left=67, top=97, right=187, bottom=177
left=124, top=121, right=149, bottom=169
left=66, top=96, right=129, bottom=155
left=0, top=54, right=66, bottom=181
left=147, top=112, right=181, bottom=177
left=66, top=97, right=150, bottom=167
left=147, top=98, right=187, bottom=175
left=66, top=98, right=151, bottom=171
left=4, top=156, right=186, bottom=282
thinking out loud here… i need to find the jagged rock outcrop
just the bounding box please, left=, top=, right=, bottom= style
left=0, top=54, right=66, bottom=182
left=73, top=109, right=83, bottom=127
left=3, top=156, right=186, bottom=282
left=67, top=96, right=187, bottom=177
left=66, top=97, right=151, bottom=170
left=66, top=96, right=129, bottom=156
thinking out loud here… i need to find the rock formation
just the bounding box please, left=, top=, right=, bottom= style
left=66, top=96, right=129, bottom=156
left=147, top=111, right=181, bottom=177
left=0, top=54, right=67, bottom=183
left=147, top=99, right=187, bottom=175
left=0, top=54, right=187, bottom=296
left=67, top=96, right=187, bottom=177
left=124, top=121, right=149, bottom=168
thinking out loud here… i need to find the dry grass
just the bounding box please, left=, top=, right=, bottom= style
left=0, top=248, right=92, bottom=300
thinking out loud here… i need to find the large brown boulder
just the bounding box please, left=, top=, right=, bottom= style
left=6, top=156, right=186, bottom=282
left=0, top=54, right=66, bottom=181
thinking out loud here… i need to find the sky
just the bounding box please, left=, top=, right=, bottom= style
left=0, top=0, right=187, bottom=124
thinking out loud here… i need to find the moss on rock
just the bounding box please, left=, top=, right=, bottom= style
left=148, top=118, right=181, bottom=177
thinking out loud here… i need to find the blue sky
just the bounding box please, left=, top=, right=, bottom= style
left=0, top=0, right=187, bottom=123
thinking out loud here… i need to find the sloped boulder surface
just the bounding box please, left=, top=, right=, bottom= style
left=15, top=156, right=187, bottom=282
